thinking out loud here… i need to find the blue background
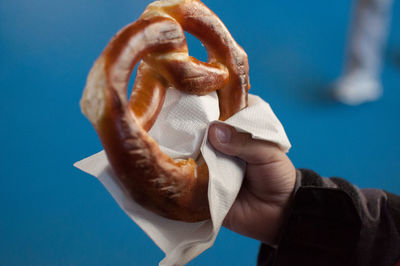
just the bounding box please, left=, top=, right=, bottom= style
left=1, top=0, right=399, bottom=265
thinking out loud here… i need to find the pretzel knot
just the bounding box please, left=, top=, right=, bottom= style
left=80, top=0, right=250, bottom=222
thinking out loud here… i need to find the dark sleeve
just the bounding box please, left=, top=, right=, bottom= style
left=257, top=169, right=400, bottom=266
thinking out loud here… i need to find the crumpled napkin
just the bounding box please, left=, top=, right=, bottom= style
left=74, top=89, right=291, bottom=266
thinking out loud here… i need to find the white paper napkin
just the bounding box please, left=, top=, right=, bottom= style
left=74, top=90, right=291, bottom=266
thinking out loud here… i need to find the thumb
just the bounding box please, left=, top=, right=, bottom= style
left=208, top=123, right=282, bottom=165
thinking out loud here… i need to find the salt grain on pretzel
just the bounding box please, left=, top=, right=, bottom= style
left=80, top=0, right=250, bottom=222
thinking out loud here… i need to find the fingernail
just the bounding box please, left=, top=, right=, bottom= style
left=215, top=125, right=231, bottom=143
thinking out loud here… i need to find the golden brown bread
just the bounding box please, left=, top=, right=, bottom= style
left=80, top=0, right=250, bottom=222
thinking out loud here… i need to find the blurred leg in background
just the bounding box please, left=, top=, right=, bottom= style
left=333, top=0, right=394, bottom=105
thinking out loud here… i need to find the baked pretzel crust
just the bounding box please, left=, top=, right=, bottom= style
left=80, top=0, right=249, bottom=222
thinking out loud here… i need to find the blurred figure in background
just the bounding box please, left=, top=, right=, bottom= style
left=333, top=0, right=394, bottom=105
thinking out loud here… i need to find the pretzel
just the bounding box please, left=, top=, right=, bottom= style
left=80, top=0, right=250, bottom=222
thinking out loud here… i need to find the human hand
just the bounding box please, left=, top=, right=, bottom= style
left=208, top=123, right=296, bottom=244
